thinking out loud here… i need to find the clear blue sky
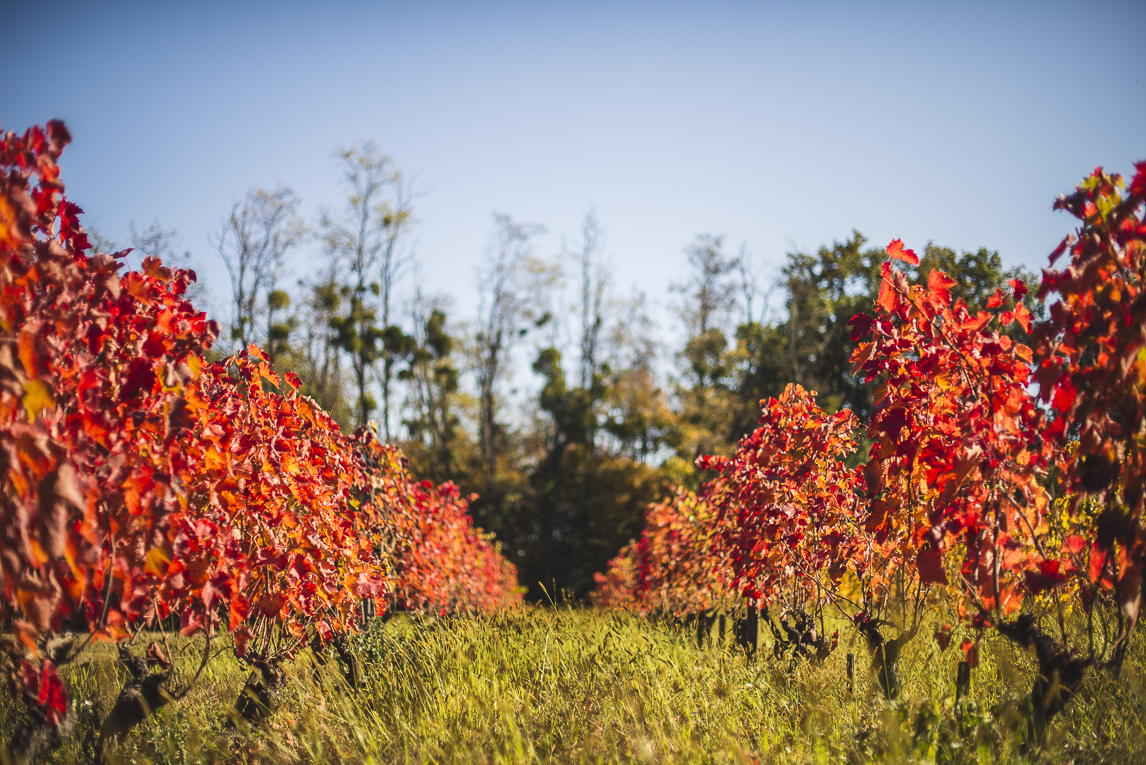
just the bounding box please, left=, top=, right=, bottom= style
left=2, top=0, right=1144, bottom=343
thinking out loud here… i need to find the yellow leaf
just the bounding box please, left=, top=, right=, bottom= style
left=23, top=378, right=55, bottom=420
left=144, top=546, right=172, bottom=576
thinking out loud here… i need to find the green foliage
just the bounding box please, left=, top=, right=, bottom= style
left=731, top=233, right=1035, bottom=423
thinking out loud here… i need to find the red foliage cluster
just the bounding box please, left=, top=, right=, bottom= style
left=363, top=451, right=523, bottom=614
left=1034, top=163, right=1146, bottom=661
left=0, top=122, right=519, bottom=740
left=855, top=244, right=1055, bottom=616
left=711, top=384, right=863, bottom=614
left=592, top=486, right=733, bottom=616
left=590, top=539, right=638, bottom=612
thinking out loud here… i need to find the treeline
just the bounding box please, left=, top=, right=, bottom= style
left=120, top=142, right=1042, bottom=600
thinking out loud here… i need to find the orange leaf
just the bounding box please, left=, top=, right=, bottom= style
left=878, top=263, right=899, bottom=313
left=1014, top=302, right=1032, bottom=333
left=886, top=239, right=920, bottom=265
left=926, top=269, right=956, bottom=307
left=960, top=312, right=991, bottom=332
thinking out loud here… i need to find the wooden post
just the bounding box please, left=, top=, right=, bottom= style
left=718, top=612, right=727, bottom=643
left=847, top=653, right=854, bottom=695
left=748, top=606, right=759, bottom=658
left=955, top=661, right=971, bottom=705
left=737, top=604, right=759, bottom=659
left=696, top=610, right=717, bottom=647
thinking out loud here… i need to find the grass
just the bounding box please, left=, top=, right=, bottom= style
left=3, top=606, right=1145, bottom=764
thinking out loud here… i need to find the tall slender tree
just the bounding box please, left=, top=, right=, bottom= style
left=211, top=186, right=306, bottom=352
left=672, top=234, right=740, bottom=461
left=294, top=266, right=352, bottom=428
left=472, top=213, right=545, bottom=479
left=377, top=175, right=416, bottom=439
left=321, top=142, right=411, bottom=431
left=403, top=292, right=463, bottom=481
left=577, top=213, right=607, bottom=388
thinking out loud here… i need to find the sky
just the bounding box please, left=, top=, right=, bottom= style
left=2, top=0, right=1144, bottom=355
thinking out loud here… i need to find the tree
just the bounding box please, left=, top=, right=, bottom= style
left=322, top=142, right=412, bottom=431
left=264, top=288, right=295, bottom=367
left=403, top=294, right=465, bottom=482
left=675, top=234, right=740, bottom=339
left=774, top=231, right=885, bottom=416
left=513, top=342, right=669, bottom=598
left=212, top=186, right=306, bottom=352
left=292, top=265, right=353, bottom=428
left=672, top=234, right=740, bottom=463
left=601, top=290, right=674, bottom=462
left=375, top=162, right=416, bottom=440
left=528, top=347, right=594, bottom=587
left=471, top=213, right=545, bottom=480
left=576, top=211, right=608, bottom=397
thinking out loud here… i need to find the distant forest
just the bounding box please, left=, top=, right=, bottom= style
left=109, top=142, right=1039, bottom=600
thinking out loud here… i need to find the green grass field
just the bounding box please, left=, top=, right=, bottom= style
left=3, top=607, right=1145, bottom=764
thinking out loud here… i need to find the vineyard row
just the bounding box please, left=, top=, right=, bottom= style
left=0, top=121, right=521, bottom=762
left=593, top=159, right=1146, bottom=744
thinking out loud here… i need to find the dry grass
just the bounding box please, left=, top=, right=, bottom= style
left=2, top=606, right=1145, bottom=764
